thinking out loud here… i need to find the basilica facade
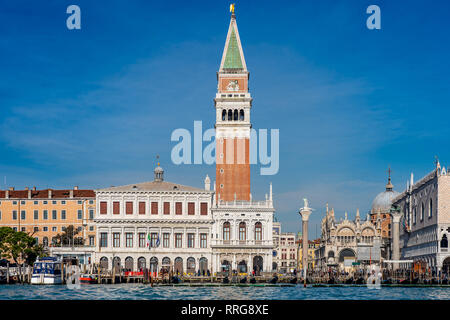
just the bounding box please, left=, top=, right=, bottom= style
left=315, top=205, right=382, bottom=270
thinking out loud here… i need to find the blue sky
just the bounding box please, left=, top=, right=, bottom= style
left=1, top=0, right=449, bottom=237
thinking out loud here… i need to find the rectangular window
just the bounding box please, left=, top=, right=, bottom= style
left=163, top=233, right=170, bottom=248
left=89, top=236, right=95, bottom=246
left=100, top=233, right=108, bottom=248
left=43, top=210, right=48, bottom=220
left=125, top=233, right=133, bottom=248
left=151, top=202, right=158, bottom=215
left=113, top=232, right=120, bottom=247
left=12, top=211, right=17, bottom=220
left=77, top=200, right=82, bottom=205
left=100, top=201, right=107, bottom=214
left=139, top=202, right=146, bottom=215
left=200, top=233, right=207, bottom=248
left=52, top=227, right=57, bottom=232
left=43, top=227, right=48, bottom=232
left=20, top=210, right=26, bottom=220
left=52, top=201, right=57, bottom=205
left=200, top=202, right=208, bottom=215
left=52, top=210, right=57, bottom=220
left=34, top=227, right=39, bottom=232
left=151, top=233, right=158, bottom=247
left=89, top=209, right=94, bottom=220
left=0, top=211, right=2, bottom=220
left=188, top=202, right=195, bottom=215
left=13, top=201, right=17, bottom=205
left=126, top=201, right=133, bottom=215
left=164, top=202, right=170, bottom=215
left=61, top=200, right=66, bottom=205
left=77, top=210, right=82, bottom=219
left=113, top=202, right=120, bottom=215
left=34, top=201, right=38, bottom=205
left=89, top=200, right=94, bottom=205
left=138, top=233, right=146, bottom=247
left=175, top=233, right=182, bottom=248
left=21, top=227, right=25, bottom=232
left=12, top=227, right=17, bottom=231
left=61, top=210, right=66, bottom=220
left=43, top=200, right=47, bottom=205
left=175, top=202, right=182, bottom=215
left=187, top=233, right=195, bottom=248
left=21, top=200, right=25, bottom=205
left=34, top=210, right=38, bottom=220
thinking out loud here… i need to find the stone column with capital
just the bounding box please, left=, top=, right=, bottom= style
left=299, top=199, right=312, bottom=280
left=391, top=210, right=402, bottom=270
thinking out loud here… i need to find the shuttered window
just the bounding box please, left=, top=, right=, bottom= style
left=188, top=202, right=195, bottom=215
left=126, top=202, right=133, bottom=215
left=113, top=202, right=120, bottom=215
left=164, top=202, right=170, bottom=215
left=175, top=202, right=182, bottom=215
left=151, top=202, right=158, bottom=215
left=139, top=202, right=146, bottom=215
left=100, top=201, right=107, bottom=214
left=200, top=202, right=208, bottom=215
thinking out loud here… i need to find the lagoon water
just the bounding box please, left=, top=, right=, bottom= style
left=0, top=284, right=449, bottom=300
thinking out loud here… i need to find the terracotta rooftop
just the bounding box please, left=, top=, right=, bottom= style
left=0, top=189, right=95, bottom=199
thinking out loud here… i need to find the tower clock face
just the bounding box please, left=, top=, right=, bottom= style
left=226, top=80, right=239, bottom=91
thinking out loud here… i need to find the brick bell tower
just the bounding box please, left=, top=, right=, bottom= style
left=215, top=9, right=251, bottom=202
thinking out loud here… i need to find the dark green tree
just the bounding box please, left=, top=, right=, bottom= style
left=0, top=227, right=45, bottom=283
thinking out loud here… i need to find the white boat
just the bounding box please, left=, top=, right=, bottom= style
left=31, top=257, right=63, bottom=285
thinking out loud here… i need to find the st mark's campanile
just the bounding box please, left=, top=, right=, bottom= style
left=215, top=10, right=251, bottom=202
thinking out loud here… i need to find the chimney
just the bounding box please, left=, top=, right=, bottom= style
left=25, top=187, right=29, bottom=191
left=5, top=190, right=9, bottom=199
left=32, top=186, right=36, bottom=191
left=74, top=186, right=78, bottom=190
left=28, top=189, right=31, bottom=199
left=9, top=187, right=14, bottom=191
left=70, top=190, right=74, bottom=198
left=48, top=189, right=52, bottom=199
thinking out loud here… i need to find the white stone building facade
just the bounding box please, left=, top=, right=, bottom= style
left=393, top=162, right=450, bottom=273
left=94, top=167, right=214, bottom=275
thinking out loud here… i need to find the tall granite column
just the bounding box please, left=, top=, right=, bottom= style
left=391, top=211, right=402, bottom=270
left=299, top=199, right=312, bottom=280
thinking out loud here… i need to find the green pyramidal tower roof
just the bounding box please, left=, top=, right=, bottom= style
left=220, top=14, right=247, bottom=72
left=223, top=29, right=243, bottom=69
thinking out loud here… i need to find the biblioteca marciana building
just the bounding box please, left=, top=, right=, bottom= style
left=93, top=10, right=275, bottom=275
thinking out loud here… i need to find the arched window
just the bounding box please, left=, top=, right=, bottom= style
left=137, top=257, right=146, bottom=270
left=174, top=257, right=183, bottom=275
left=429, top=199, right=433, bottom=218
left=223, top=222, right=230, bottom=241
left=187, top=257, right=196, bottom=274
left=413, top=207, right=417, bottom=224
left=228, top=110, right=232, bottom=121
left=239, top=222, right=246, bottom=241
left=150, top=257, right=158, bottom=273
left=100, top=257, right=108, bottom=270
left=125, top=257, right=133, bottom=271
left=239, top=109, right=244, bottom=121
left=421, top=203, right=424, bottom=221
left=222, top=109, right=226, bottom=121
left=233, top=109, right=238, bottom=121
left=43, top=237, right=49, bottom=247
left=255, top=222, right=262, bottom=241
left=441, top=234, right=448, bottom=248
